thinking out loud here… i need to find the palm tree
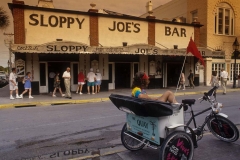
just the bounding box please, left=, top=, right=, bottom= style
left=0, top=7, right=9, bottom=30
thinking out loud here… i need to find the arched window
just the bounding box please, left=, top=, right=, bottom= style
left=215, top=3, right=234, bottom=35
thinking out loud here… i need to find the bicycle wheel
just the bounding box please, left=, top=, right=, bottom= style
left=159, top=131, right=194, bottom=160
left=207, top=115, right=239, bottom=142
left=121, top=123, right=146, bottom=151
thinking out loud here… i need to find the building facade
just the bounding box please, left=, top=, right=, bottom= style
left=8, top=0, right=222, bottom=94
left=141, top=0, right=240, bottom=86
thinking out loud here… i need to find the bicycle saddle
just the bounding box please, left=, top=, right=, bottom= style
left=182, top=99, right=196, bottom=106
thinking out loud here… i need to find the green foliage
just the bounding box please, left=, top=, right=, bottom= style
left=0, top=66, right=8, bottom=72
left=0, top=7, right=10, bottom=30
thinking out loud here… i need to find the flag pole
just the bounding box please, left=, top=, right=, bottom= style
left=174, top=54, right=187, bottom=94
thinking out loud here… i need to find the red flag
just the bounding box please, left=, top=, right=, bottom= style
left=187, top=38, right=205, bottom=67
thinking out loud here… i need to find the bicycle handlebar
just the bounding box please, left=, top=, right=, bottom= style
left=198, top=86, right=218, bottom=102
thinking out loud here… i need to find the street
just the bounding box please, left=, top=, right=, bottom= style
left=0, top=92, right=240, bottom=160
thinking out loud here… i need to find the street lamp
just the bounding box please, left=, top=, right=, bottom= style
left=232, top=37, right=240, bottom=88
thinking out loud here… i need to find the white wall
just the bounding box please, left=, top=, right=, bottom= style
left=98, top=17, right=148, bottom=46
left=99, top=54, right=109, bottom=80
left=24, top=9, right=90, bottom=45
left=139, top=55, right=148, bottom=75
left=155, top=23, right=194, bottom=49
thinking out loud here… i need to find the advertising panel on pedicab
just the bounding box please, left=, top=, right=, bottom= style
left=126, top=113, right=160, bottom=145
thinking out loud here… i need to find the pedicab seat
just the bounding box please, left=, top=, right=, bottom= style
left=109, top=94, right=179, bottom=117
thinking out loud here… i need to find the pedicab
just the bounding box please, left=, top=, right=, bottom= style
left=109, top=86, right=239, bottom=160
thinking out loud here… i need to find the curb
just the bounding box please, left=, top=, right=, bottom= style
left=1, top=88, right=240, bottom=109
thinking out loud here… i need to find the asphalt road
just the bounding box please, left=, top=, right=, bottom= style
left=0, top=92, right=240, bottom=160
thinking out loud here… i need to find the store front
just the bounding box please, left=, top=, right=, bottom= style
left=9, top=1, right=223, bottom=94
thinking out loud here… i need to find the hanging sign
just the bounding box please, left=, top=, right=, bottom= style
left=15, top=59, right=25, bottom=77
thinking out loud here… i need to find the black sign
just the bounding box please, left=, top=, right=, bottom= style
left=109, top=21, right=140, bottom=33
left=165, top=26, right=186, bottom=37
left=29, top=14, right=85, bottom=29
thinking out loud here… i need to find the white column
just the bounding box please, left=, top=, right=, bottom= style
left=99, top=54, right=109, bottom=80
left=139, top=55, right=148, bottom=75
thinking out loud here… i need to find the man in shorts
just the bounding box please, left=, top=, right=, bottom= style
left=9, top=68, right=21, bottom=100
left=87, top=68, right=96, bottom=94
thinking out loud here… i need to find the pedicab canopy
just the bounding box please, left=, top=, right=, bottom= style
left=11, top=41, right=225, bottom=57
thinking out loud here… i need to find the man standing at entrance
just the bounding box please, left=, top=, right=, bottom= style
left=9, top=68, right=21, bottom=100
left=62, top=67, right=72, bottom=99
left=87, top=68, right=96, bottom=94
left=220, top=68, right=228, bottom=95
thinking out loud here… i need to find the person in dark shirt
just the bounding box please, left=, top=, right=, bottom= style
left=188, top=70, right=195, bottom=89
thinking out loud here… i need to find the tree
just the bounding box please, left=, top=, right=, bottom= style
left=0, top=7, right=9, bottom=30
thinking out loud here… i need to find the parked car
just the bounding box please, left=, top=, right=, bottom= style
left=0, top=74, right=8, bottom=88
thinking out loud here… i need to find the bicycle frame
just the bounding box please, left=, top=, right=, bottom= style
left=185, top=98, right=221, bottom=135
left=186, top=106, right=212, bottom=131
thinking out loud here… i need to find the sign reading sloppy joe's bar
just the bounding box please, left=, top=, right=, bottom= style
left=11, top=42, right=225, bottom=57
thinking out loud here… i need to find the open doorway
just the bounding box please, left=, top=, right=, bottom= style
left=115, top=63, right=131, bottom=89
left=48, top=62, right=70, bottom=93
left=167, top=63, right=183, bottom=87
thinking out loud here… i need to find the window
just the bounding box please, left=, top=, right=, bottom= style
left=212, top=63, right=225, bottom=78
left=215, top=3, right=234, bottom=35
left=230, top=63, right=240, bottom=81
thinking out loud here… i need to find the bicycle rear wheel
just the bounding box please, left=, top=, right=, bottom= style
left=207, top=115, right=239, bottom=142
left=121, top=123, right=146, bottom=151
left=159, top=131, right=194, bottom=160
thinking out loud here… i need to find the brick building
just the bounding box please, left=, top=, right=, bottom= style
left=141, top=0, right=240, bottom=86
left=8, top=0, right=221, bottom=94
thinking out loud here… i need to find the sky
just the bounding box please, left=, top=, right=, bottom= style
left=0, top=0, right=171, bottom=67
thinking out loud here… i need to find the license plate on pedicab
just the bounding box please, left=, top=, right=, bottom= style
left=126, top=113, right=160, bottom=145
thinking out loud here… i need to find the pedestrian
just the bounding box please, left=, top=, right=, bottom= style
left=9, top=68, right=21, bottom=100
left=62, top=67, right=72, bottom=99
left=178, top=72, right=186, bottom=90
left=209, top=71, right=219, bottom=97
left=52, top=72, right=65, bottom=97
left=132, top=71, right=178, bottom=104
left=20, top=72, right=34, bottom=98
left=209, top=71, right=219, bottom=87
left=95, top=69, right=102, bottom=93
left=188, top=70, right=195, bottom=89
left=220, top=68, right=228, bottom=95
left=76, top=69, right=85, bottom=95
left=87, top=68, right=96, bottom=94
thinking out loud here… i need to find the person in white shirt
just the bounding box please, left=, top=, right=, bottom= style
left=87, top=68, right=96, bottom=94
left=220, top=68, right=228, bottom=95
left=62, top=67, right=72, bottom=99
left=9, top=68, right=21, bottom=100
left=95, top=69, right=102, bottom=93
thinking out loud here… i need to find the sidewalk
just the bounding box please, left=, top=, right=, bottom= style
left=0, top=84, right=240, bottom=109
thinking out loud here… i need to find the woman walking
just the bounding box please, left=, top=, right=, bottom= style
left=20, top=72, right=34, bottom=98
left=52, top=72, right=65, bottom=97
left=209, top=71, right=219, bottom=97
left=178, top=72, right=186, bottom=90
left=76, top=69, right=85, bottom=94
